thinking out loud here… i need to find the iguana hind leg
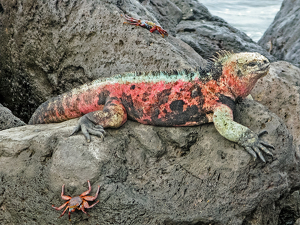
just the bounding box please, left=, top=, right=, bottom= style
left=71, top=98, right=127, bottom=142
left=212, top=104, right=274, bottom=162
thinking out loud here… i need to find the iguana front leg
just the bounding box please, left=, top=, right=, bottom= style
left=212, top=104, right=274, bottom=162
left=71, top=98, right=127, bottom=142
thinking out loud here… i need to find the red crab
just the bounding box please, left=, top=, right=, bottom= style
left=122, top=14, right=168, bottom=37
left=52, top=180, right=100, bottom=221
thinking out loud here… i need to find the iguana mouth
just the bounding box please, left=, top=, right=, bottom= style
left=253, top=63, right=270, bottom=77
left=260, top=63, right=270, bottom=70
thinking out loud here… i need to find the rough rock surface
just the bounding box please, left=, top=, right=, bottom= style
left=258, top=0, right=300, bottom=67
left=277, top=191, right=300, bottom=225
left=0, top=1, right=299, bottom=224
left=0, top=0, right=276, bottom=123
left=0, top=100, right=299, bottom=224
left=0, top=0, right=205, bottom=122
left=169, top=0, right=276, bottom=61
left=251, top=61, right=300, bottom=224
left=252, top=61, right=300, bottom=152
left=0, top=103, right=25, bottom=131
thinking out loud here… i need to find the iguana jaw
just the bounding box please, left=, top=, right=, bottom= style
left=252, top=62, right=270, bottom=78
left=219, top=52, right=270, bottom=99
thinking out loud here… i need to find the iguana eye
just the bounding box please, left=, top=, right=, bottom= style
left=247, top=62, right=257, bottom=67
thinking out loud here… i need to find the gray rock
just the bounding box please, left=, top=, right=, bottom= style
left=252, top=61, right=300, bottom=224
left=170, top=0, right=276, bottom=61
left=0, top=103, right=25, bottom=131
left=0, top=100, right=298, bottom=224
left=252, top=61, right=300, bottom=153
left=134, top=0, right=183, bottom=36
left=0, top=0, right=205, bottom=122
left=0, top=1, right=298, bottom=224
left=277, top=191, right=300, bottom=225
left=258, top=0, right=300, bottom=67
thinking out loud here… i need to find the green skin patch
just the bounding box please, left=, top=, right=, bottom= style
left=213, top=104, right=249, bottom=143
left=29, top=51, right=274, bottom=162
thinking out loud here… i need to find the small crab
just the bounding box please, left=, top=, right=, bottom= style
left=122, top=14, right=168, bottom=37
left=52, top=180, right=100, bottom=221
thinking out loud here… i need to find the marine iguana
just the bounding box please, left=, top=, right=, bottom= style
left=29, top=51, right=274, bottom=162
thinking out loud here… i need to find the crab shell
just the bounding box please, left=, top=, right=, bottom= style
left=68, top=196, right=83, bottom=211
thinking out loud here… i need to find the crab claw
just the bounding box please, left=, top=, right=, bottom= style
left=151, top=26, right=168, bottom=37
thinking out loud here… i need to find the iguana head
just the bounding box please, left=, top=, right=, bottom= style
left=226, top=52, right=270, bottom=79
left=213, top=51, right=270, bottom=99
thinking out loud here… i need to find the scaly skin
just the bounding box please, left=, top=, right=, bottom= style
left=29, top=51, right=274, bottom=162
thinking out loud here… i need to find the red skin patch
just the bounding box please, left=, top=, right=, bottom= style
left=30, top=62, right=259, bottom=127
left=52, top=74, right=240, bottom=126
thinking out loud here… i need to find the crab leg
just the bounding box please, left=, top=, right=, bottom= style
left=61, top=184, right=72, bottom=200
left=52, top=201, right=69, bottom=211
left=80, top=180, right=92, bottom=196
left=149, top=26, right=156, bottom=33
left=124, top=22, right=140, bottom=26
left=82, top=185, right=100, bottom=201
left=83, top=199, right=100, bottom=208
left=122, top=14, right=140, bottom=23
left=59, top=205, right=69, bottom=218
left=156, top=27, right=168, bottom=37
left=79, top=204, right=91, bottom=216
left=68, top=210, right=72, bottom=221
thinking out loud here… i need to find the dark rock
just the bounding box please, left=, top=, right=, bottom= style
left=0, top=100, right=298, bottom=224
left=169, top=0, right=276, bottom=61
left=0, top=103, right=25, bottom=131
left=136, top=0, right=183, bottom=36
left=258, top=0, right=300, bottom=67
left=277, top=191, right=300, bottom=225
left=0, top=0, right=205, bottom=123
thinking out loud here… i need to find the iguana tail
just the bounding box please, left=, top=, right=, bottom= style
left=29, top=87, right=103, bottom=124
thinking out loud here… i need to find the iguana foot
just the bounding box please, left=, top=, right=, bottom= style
left=70, top=116, right=106, bottom=142
left=238, top=130, right=274, bottom=163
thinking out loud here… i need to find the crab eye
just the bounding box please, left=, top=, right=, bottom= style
left=247, top=62, right=257, bottom=67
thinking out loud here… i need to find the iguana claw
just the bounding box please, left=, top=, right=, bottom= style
left=70, top=116, right=106, bottom=142
left=238, top=130, right=274, bottom=163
